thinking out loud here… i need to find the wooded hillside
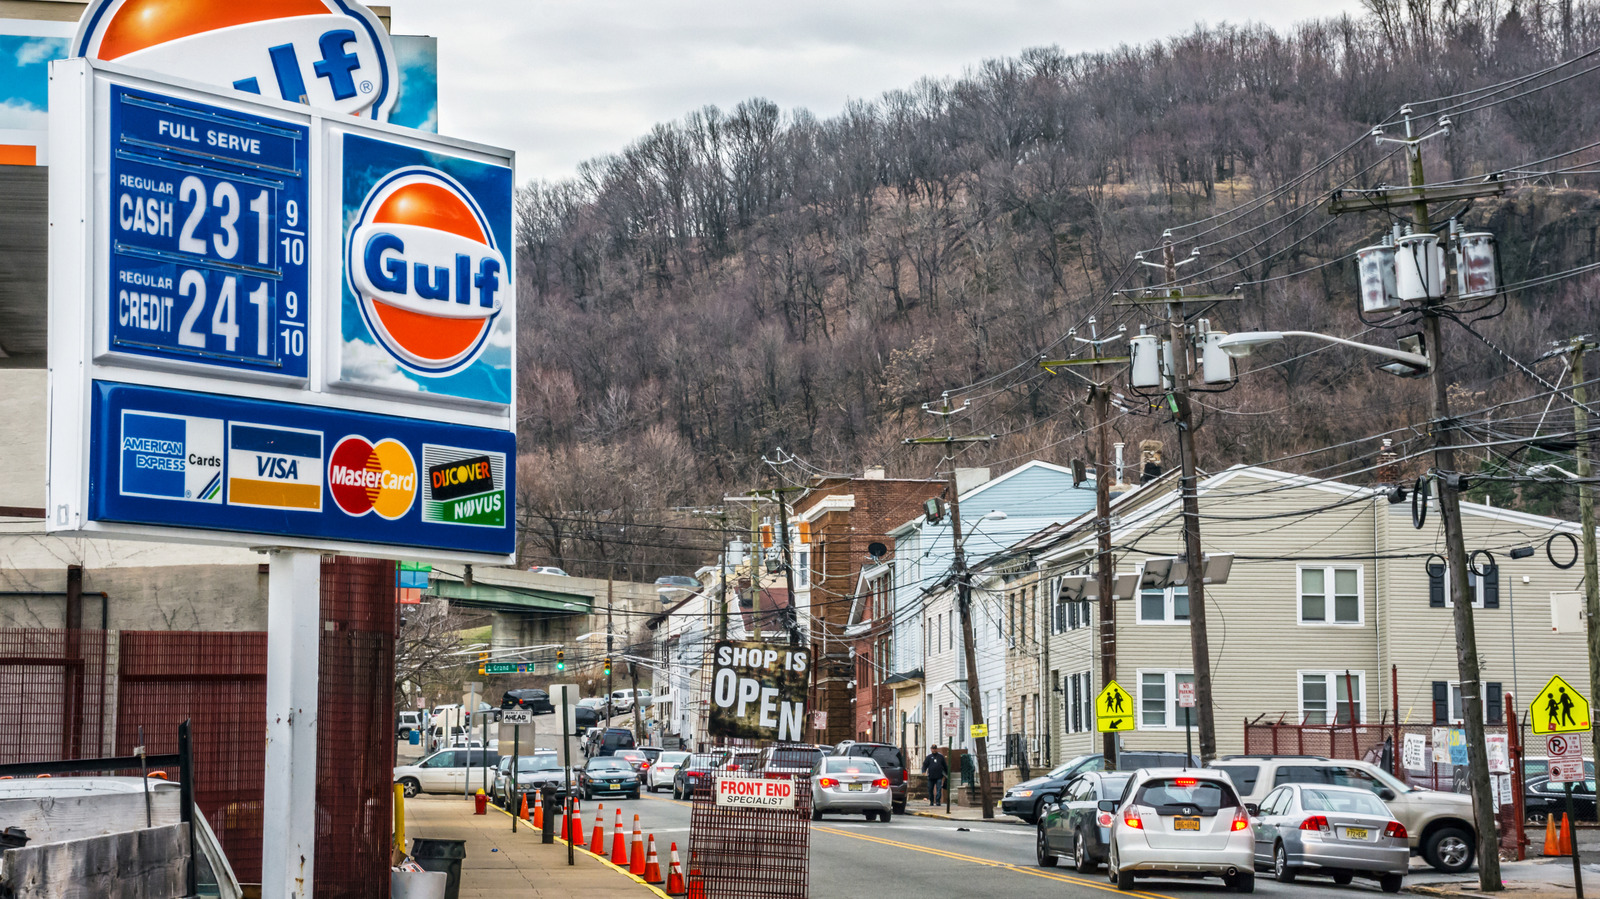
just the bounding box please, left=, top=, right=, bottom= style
left=513, top=1, right=1600, bottom=576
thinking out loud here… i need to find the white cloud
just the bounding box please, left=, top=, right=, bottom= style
left=0, top=99, right=47, bottom=131
left=14, top=37, right=64, bottom=67
left=384, top=0, right=1361, bottom=181
left=340, top=338, right=422, bottom=392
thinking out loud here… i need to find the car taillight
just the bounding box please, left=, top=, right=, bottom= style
left=1096, top=812, right=1114, bottom=828
left=1384, top=821, right=1408, bottom=839
left=819, top=777, right=838, bottom=788
left=874, top=778, right=890, bottom=788
left=1232, top=808, right=1250, bottom=831
left=1300, top=815, right=1330, bottom=832
left=902, top=770, right=910, bottom=784
left=1123, top=812, right=1143, bottom=829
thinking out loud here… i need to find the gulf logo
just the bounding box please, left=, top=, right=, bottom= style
left=327, top=435, right=415, bottom=520
left=347, top=167, right=506, bottom=375
left=72, top=0, right=397, bottom=120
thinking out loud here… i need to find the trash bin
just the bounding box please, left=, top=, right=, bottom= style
left=411, top=838, right=467, bottom=899
left=409, top=729, right=420, bottom=745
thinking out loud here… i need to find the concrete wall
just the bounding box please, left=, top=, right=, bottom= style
left=0, top=822, right=190, bottom=899
left=0, top=370, right=44, bottom=511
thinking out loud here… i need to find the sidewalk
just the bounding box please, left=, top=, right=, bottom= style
left=1405, top=856, right=1600, bottom=897
left=402, top=795, right=668, bottom=899
left=905, top=802, right=1019, bottom=823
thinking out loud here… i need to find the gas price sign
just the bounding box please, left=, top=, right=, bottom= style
left=105, top=85, right=310, bottom=378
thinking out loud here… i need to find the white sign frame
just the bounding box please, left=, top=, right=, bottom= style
left=713, top=775, right=797, bottom=811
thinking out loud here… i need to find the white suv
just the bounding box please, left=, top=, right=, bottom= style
left=1207, top=755, right=1476, bottom=873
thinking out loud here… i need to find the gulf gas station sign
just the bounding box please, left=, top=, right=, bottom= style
left=47, top=39, right=515, bottom=560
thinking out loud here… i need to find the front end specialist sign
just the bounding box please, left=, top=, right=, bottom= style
left=708, top=640, right=809, bottom=742
left=714, top=776, right=797, bottom=810
left=47, top=55, right=515, bottom=561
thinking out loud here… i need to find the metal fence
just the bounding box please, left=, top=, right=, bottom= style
left=0, top=628, right=110, bottom=764
left=688, top=770, right=811, bottom=899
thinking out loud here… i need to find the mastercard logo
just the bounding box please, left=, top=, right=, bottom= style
left=72, top=0, right=397, bottom=120
left=347, top=167, right=506, bottom=376
left=327, top=435, right=415, bottom=520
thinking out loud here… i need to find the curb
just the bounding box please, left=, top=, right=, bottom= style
left=491, top=802, right=673, bottom=899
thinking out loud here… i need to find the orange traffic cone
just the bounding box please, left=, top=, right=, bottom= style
left=665, top=841, right=687, bottom=894
left=610, top=807, right=629, bottom=864
left=629, top=816, right=647, bottom=874
left=686, top=851, right=706, bottom=899
left=519, top=791, right=530, bottom=821
left=532, top=793, right=543, bottom=830
left=1560, top=812, right=1575, bottom=856
left=566, top=800, right=583, bottom=843
left=590, top=806, right=608, bottom=854
left=1544, top=813, right=1561, bottom=856
left=643, top=834, right=664, bottom=883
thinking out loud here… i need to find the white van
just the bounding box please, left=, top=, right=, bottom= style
left=608, top=689, right=652, bottom=713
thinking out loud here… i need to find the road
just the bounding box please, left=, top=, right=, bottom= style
left=500, top=785, right=1404, bottom=899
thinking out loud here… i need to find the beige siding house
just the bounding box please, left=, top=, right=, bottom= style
left=1037, top=465, right=1592, bottom=760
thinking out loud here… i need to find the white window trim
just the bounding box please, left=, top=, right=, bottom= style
left=1441, top=567, right=1487, bottom=609
left=1297, top=670, right=1367, bottom=725
left=1442, top=680, right=1502, bottom=724
left=1296, top=564, right=1365, bottom=627
left=1135, top=668, right=1193, bottom=731
left=1135, top=585, right=1190, bottom=625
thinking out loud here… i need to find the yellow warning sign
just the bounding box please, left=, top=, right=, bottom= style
left=1097, top=680, right=1133, bottom=733
left=1532, top=675, right=1591, bottom=735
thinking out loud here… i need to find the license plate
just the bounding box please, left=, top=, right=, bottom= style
left=610, top=781, right=621, bottom=786
left=1344, top=827, right=1368, bottom=840
left=1173, top=817, right=1201, bottom=831
left=848, top=783, right=863, bottom=792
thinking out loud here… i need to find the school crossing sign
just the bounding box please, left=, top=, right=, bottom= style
left=1532, top=674, right=1591, bottom=735
left=1097, top=680, right=1133, bottom=733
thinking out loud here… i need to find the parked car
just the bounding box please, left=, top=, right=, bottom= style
left=591, top=727, right=637, bottom=758
left=396, top=711, right=422, bottom=738
left=655, top=575, right=701, bottom=589
left=648, top=751, right=691, bottom=792
left=1249, top=782, right=1408, bottom=892
left=638, top=746, right=663, bottom=764
left=1036, top=770, right=1131, bottom=872
left=613, top=749, right=649, bottom=769
left=1524, top=776, right=1597, bottom=823
left=577, top=697, right=609, bottom=724
left=811, top=755, right=892, bottom=821
left=500, top=688, right=555, bottom=713
left=673, top=752, right=730, bottom=799
left=1100, top=768, right=1255, bottom=892
left=394, top=748, right=500, bottom=797
left=526, top=566, right=569, bottom=576
left=719, top=749, right=761, bottom=773
left=579, top=756, right=642, bottom=800
left=761, top=744, right=826, bottom=779
left=834, top=742, right=908, bottom=812
left=493, top=753, right=570, bottom=808
left=1208, top=754, right=1475, bottom=874
left=608, top=689, right=650, bottom=713
left=1004, top=751, right=1196, bottom=823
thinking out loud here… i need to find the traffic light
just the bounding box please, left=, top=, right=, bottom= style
left=603, top=657, right=612, bottom=677
left=555, top=649, right=565, bottom=672
left=477, top=651, right=488, bottom=675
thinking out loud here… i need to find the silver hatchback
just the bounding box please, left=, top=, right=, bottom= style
left=810, top=756, right=892, bottom=822
left=1249, top=783, right=1408, bottom=893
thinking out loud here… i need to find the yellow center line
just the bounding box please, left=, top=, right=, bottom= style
left=811, top=825, right=1180, bottom=899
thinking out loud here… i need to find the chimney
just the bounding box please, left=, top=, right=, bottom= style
left=1375, top=438, right=1400, bottom=485
left=862, top=466, right=886, bottom=480
left=1139, top=440, right=1163, bottom=484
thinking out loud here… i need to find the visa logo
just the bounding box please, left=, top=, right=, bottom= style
left=256, top=456, right=301, bottom=480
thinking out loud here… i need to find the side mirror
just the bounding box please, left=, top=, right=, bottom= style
left=1097, top=800, right=1117, bottom=813
left=1377, top=787, right=1396, bottom=801
left=1245, top=803, right=1260, bottom=816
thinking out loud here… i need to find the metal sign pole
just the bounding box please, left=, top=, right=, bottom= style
left=1570, top=782, right=1584, bottom=899
left=262, top=551, right=321, bottom=898
left=1185, top=707, right=1192, bottom=770
left=511, top=726, right=519, bottom=832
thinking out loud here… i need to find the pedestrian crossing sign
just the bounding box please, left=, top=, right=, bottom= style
left=1532, top=674, right=1590, bottom=735
left=1097, top=680, right=1133, bottom=733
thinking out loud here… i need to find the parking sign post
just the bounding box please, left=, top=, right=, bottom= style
left=1178, top=682, right=1197, bottom=769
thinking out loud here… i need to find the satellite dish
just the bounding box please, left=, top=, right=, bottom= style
left=867, top=542, right=888, bottom=561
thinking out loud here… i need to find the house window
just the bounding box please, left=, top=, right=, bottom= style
left=1066, top=671, right=1096, bottom=733
left=1299, top=566, right=1362, bottom=625
left=1081, top=670, right=1093, bottom=730
left=1433, top=681, right=1505, bottom=723
left=1138, top=670, right=1193, bottom=729
left=1300, top=671, right=1364, bottom=724
left=1428, top=564, right=1500, bottom=609
left=796, top=550, right=809, bottom=588
left=1137, top=585, right=1189, bottom=624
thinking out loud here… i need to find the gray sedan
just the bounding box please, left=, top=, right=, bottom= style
left=1249, top=783, right=1407, bottom=892
left=810, top=756, right=892, bottom=822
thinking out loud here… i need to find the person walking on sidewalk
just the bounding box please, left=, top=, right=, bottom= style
left=921, top=747, right=949, bottom=806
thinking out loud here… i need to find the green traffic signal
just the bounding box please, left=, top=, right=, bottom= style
left=556, top=649, right=566, bottom=672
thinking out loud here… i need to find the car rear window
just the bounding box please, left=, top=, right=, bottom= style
left=771, top=748, right=824, bottom=768
left=854, top=746, right=903, bottom=769
left=1211, top=764, right=1260, bottom=795
left=1099, top=775, right=1131, bottom=798
left=1301, top=788, right=1390, bottom=816
left=1133, top=777, right=1238, bottom=815
left=588, top=758, right=632, bottom=771
left=1273, top=765, right=1335, bottom=787
left=823, top=757, right=883, bottom=775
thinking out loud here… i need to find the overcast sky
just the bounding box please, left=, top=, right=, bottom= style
left=383, top=0, right=1362, bottom=184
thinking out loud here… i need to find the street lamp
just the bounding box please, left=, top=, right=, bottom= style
left=1216, top=331, right=1430, bottom=376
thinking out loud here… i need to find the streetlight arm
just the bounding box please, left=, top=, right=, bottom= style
left=1217, top=330, right=1430, bottom=368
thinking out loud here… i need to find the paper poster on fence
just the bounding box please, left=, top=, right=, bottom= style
left=708, top=640, right=810, bottom=741
left=1403, top=733, right=1427, bottom=771
left=1486, top=734, right=1509, bottom=774
left=1431, top=727, right=1450, bottom=763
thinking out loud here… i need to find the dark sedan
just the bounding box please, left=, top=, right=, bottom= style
left=1002, top=750, right=1195, bottom=823
left=1035, top=771, right=1130, bottom=872
left=673, top=751, right=730, bottom=800
left=579, top=756, right=641, bottom=800
left=1525, top=776, right=1597, bottom=823
left=500, top=688, right=555, bottom=713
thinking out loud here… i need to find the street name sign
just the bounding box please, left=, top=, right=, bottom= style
left=1531, top=675, right=1591, bottom=735
left=1097, top=680, right=1132, bottom=732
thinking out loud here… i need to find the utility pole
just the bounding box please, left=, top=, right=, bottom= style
left=1162, top=240, right=1218, bottom=764
left=606, top=574, right=615, bottom=714
left=1042, top=320, right=1129, bottom=770
left=905, top=394, right=997, bottom=819
left=771, top=486, right=804, bottom=647
left=629, top=660, right=646, bottom=739
left=752, top=500, right=762, bottom=641
left=1570, top=340, right=1600, bottom=774
left=1326, top=106, right=1505, bottom=891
